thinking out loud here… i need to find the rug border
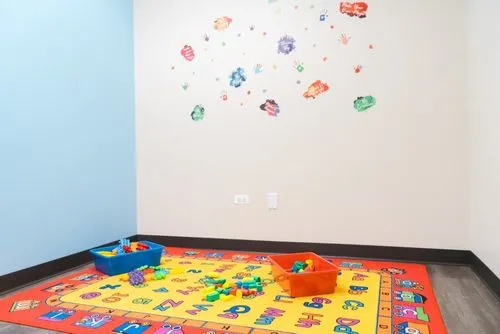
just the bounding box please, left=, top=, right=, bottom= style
left=1, top=246, right=446, bottom=334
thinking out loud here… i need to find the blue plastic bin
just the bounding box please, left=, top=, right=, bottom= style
left=90, top=240, right=164, bottom=276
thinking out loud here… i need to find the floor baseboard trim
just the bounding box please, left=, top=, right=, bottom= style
left=0, top=235, right=138, bottom=295
left=138, top=234, right=470, bottom=264
left=468, top=251, right=500, bottom=300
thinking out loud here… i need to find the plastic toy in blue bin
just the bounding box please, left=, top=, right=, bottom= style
left=90, top=240, right=164, bottom=276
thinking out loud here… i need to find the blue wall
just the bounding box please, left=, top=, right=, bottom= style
left=0, top=0, right=136, bottom=275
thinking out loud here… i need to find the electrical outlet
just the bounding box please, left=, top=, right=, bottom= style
left=234, top=194, right=250, bottom=205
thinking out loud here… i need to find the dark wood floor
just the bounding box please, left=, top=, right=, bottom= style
left=428, top=265, right=500, bottom=333
left=1, top=264, right=499, bottom=333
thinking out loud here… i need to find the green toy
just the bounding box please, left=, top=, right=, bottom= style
left=292, top=261, right=307, bottom=273
left=206, top=291, right=220, bottom=302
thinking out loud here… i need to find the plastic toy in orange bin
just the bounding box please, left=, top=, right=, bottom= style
left=269, top=252, right=339, bottom=297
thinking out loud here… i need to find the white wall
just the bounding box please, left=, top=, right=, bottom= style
left=467, top=0, right=500, bottom=276
left=134, top=0, right=468, bottom=249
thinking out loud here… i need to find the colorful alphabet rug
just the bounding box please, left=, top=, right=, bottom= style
left=0, top=247, right=447, bottom=333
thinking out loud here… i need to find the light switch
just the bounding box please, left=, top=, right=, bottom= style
left=267, top=192, right=278, bottom=210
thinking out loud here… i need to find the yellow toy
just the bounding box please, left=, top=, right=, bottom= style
left=118, top=274, right=129, bottom=282
left=97, top=251, right=115, bottom=257
left=206, top=272, right=220, bottom=278
left=220, top=294, right=234, bottom=302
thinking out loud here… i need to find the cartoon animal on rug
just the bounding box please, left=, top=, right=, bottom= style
left=152, top=323, right=184, bottom=334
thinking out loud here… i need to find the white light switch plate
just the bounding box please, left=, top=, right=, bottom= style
left=267, top=192, right=278, bottom=209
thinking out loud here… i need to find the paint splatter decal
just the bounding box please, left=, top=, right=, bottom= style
left=220, top=91, right=228, bottom=101
left=191, top=105, right=205, bottom=121
left=303, top=80, right=330, bottom=99
left=339, top=33, right=351, bottom=45
left=229, top=67, right=247, bottom=88
left=277, top=35, right=296, bottom=55
left=260, top=99, right=280, bottom=117
left=180, top=45, right=195, bottom=61
left=319, top=9, right=328, bottom=21
left=339, top=2, right=368, bottom=18
left=294, top=61, right=305, bottom=72
left=213, top=17, right=232, bottom=31
left=170, top=1, right=378, bottom=121
left=353, top=96, right=376, bottom=112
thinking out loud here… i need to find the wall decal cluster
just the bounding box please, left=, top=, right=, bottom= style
left=172, top=1, right=376, bottom=121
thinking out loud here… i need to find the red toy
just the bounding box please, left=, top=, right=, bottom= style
left=136, top=242, right=150, bottom=251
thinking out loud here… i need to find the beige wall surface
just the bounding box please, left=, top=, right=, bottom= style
left=467, top=0, right=500, bottom=276
left=134, top=0, right=468, bottom=249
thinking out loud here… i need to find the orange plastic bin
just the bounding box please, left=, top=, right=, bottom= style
left=269, top=252, right=339, bottom=297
